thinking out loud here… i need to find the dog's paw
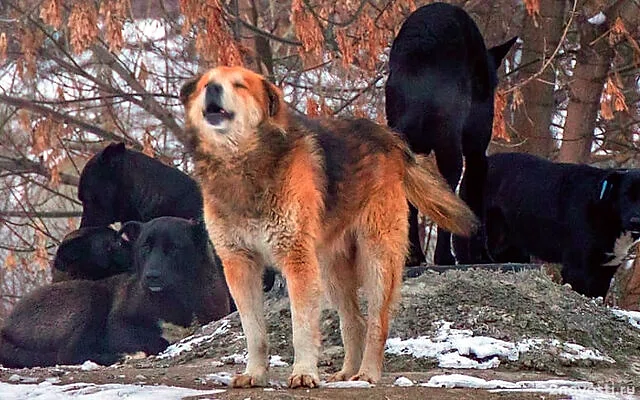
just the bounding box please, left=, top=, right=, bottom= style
left=288, top=372, right=319, bottom=388
left=349, top=372, right=378, bottom=384
left=230, top=373, right=268, bottom=388
left=326, top=370, right=351, bottom=382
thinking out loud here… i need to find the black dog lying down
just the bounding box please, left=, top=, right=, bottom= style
left=0, top=217, right=233, bottom=368
left=51, top=226, right=132, bottom=282
left=78, top=141, right=275, bottom=291
left=385, top=2, right=517, bottom=265
left=481, top=152, right=640, bottom=298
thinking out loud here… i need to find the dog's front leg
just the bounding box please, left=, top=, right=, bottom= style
left=219, top=249, right=269, bottom=387
left=278, top=245, right=322, bottom=388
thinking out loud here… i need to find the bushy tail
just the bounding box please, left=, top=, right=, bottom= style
left=403, top=154, right=479, bottom=236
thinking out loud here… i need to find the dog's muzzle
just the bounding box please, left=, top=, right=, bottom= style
left=203, top=83, right=234, bottom=126
left=144, top=270, right=165, bottom=293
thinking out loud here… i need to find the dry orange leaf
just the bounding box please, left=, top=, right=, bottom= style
left=0, top=32, right=7, bottom=63
left=49, top=164, right=61, bottom=188
left=5, top=251, right=17, bottom=271
left=40, top=0, right=62, bottom=29
left=492, top=90, right=510, bottom=142
left=142, top=131, right=155, bottom=158
left=68, top=3, right=99, bottom=54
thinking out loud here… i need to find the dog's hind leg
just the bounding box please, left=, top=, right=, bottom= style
left=277, top=244, right=322, bottom=388
left=219, top=250, right=269, bottom=388
left=351, top=189, right=407, bottom=383
left=322, top=247, right=366, bottom=382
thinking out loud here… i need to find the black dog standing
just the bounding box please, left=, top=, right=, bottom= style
left=483, top=152, right=640, bottom=298
left=77, top=142, right=204, bottom=228
left=385, top=2, right=516, bottom=265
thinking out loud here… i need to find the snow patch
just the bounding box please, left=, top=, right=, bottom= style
left=321, top=380, right=373, bottom=389
left=423, top=374, right=592, bottom=391
left=205, top=371, right=234, bottom=386
left=269, top=355, right=289, bottom=367
left=611, top=308, right=640, bottom=330
left=157, top=319, right=230, bottom=359
left=0, top=381, right=225, bottom=400
left=588, top=12, right=606, bottom=25
left=79, top=361, right=101, bottom=371
left=217, top=353, right=289, bottom=368
left=393, top=376, right=414, bottom=387
left=385, top=320, right=614, bottom=368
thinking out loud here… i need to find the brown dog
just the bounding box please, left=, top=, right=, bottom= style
left=177, top=66, right=477, bottom=388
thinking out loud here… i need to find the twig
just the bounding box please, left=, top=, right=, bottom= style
left=504, top=0, right=578, bottom=94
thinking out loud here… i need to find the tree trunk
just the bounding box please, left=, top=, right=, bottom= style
left=509, top=0, right=566, bottom=158
left=557, top=18, right=613, bottom=163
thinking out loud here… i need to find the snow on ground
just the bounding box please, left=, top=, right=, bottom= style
left=611, top=308, right=640, bottom=330
left=320, top=381, right=373, bottom=389
left=393, top=376, right=414, bottom=387
left=385, top=320, right=614, bottom=369
left=156, top=319, right=231, bottom=359
left=426, top=374, right=640, bottom=400
left=217, top=353, right=290, bottom=368
left=0, top=381, right=225, bottom=400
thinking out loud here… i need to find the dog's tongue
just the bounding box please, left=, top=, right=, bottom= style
left=205, top=112, right=227, bottom=126
left=204, top=105, right=232, bottom=126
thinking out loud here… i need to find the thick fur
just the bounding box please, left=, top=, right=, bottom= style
left=479, top=152, right=640, bottom=298
left=51, top=226, right=132, bottom=282
left=385, top=2, right=517, bottom=265
left=78, top=142, right=204, bottom=228
left=177, top=66, right=477, bottom=388
left=78, top=141, right=276, bottom=292
left=0, top=217, right=233, bottom=368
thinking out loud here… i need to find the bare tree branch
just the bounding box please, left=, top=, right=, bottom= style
left=0, top=94, right=137, bottom=149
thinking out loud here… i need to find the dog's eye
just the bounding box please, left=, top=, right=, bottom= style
left=233, top=82, right=247, bottom=89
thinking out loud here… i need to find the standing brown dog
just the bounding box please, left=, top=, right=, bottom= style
left=177, top=66, right=477, bottom=388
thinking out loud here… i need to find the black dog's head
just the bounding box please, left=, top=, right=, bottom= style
left=119, top=216, right=208, bottom=296
left=486, top=36, right=518, bottom=90
left=78, top=142, right=126, bottom=227
left=598, top=169, right=640, bottom=235
left=53, top=226, right=133, bottom=282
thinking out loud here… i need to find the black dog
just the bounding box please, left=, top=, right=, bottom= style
left=385, top=2, right=517, bottom=265
left=51, top=226, right=132, bottom=282
left=0, top=217, right=233, bottom=368
left=78, top=142, right=204, bottom=228
left=78, top=142, right=276, bottom=291
left=480, top=152, right=640, bottom=298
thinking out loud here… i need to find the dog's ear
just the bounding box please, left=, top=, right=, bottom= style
left=180, top=73, right=203, bottom=105
left=99, top=142, right=126, bottom=164
left=189, top=218, right=209, bottom=247
left=598, top=169, right=628, bottom=203
left=119, top=221, right=144, bottom=243
left=262, top=79, right=282, bottom=118
left=489, top=36, right=518, bottom=65
left=53, top=235, right=89, bottom=271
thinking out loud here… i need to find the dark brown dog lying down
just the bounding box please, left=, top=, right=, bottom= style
left=0, top=217, right=233, bottom=368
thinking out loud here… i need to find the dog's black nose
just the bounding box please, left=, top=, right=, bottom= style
left=144, top=270, right=164, bottom=292
left=205, top=83, right=223, bottom=101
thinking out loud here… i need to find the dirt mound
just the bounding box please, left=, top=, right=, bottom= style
left=152, top=268, right=640, bottom=385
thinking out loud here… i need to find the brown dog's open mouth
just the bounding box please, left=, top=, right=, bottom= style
left=203, top=103, right=234, bottom=126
